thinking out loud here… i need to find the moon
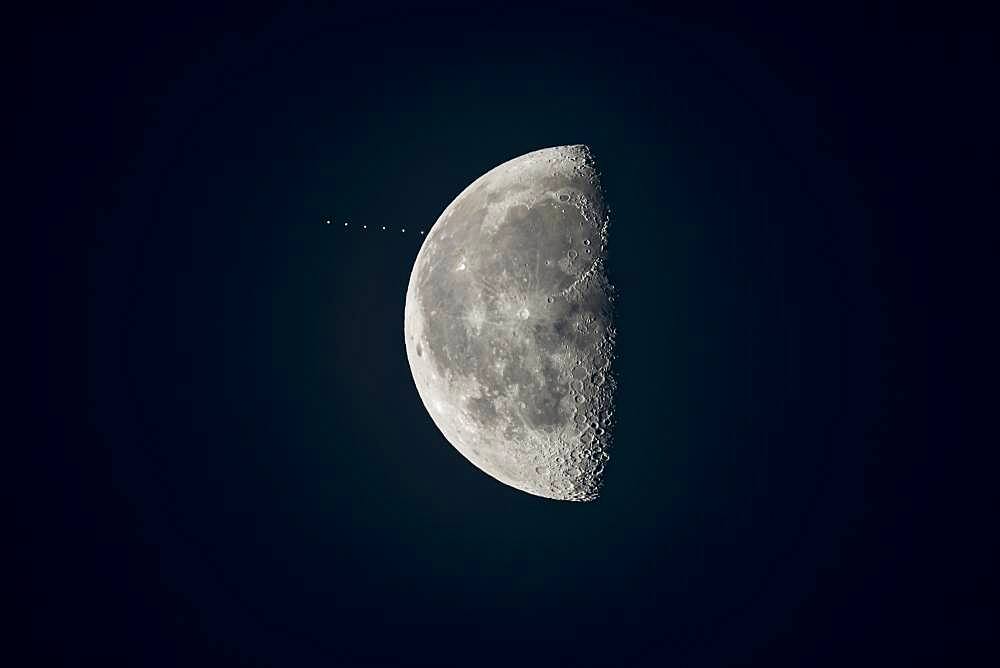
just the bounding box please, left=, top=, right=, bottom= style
left=404, top=145, right=617, bottom=502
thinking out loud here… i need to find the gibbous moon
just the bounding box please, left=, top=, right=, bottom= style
left=404, top=145, right=617, bottom=501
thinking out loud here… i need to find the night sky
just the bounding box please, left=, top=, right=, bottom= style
left=25, top=6, right=991, bottom=667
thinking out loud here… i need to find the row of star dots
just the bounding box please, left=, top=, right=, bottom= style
left=325, top=220, right=424, bottom=235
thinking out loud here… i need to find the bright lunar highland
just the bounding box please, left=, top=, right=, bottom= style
left=404, top=145, right=617, bottom=501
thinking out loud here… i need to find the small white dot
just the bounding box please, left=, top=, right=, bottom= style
left=326, top=220, right=331, bottom=224
left=343, top=222, right=347, bottom=227
left=363, top=225, right=367, bottom=229
left=382, top=226, right=386, bottom=230
left=402, top=228, right=406, bottom=232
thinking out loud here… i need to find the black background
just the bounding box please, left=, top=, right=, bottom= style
left=25, top=5, right=992, bottom=667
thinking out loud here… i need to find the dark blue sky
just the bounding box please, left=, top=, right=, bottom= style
left=25, top=5, right=989, bottom=667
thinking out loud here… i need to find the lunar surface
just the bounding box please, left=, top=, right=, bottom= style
left=404, top=145, right=617, bottom=501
